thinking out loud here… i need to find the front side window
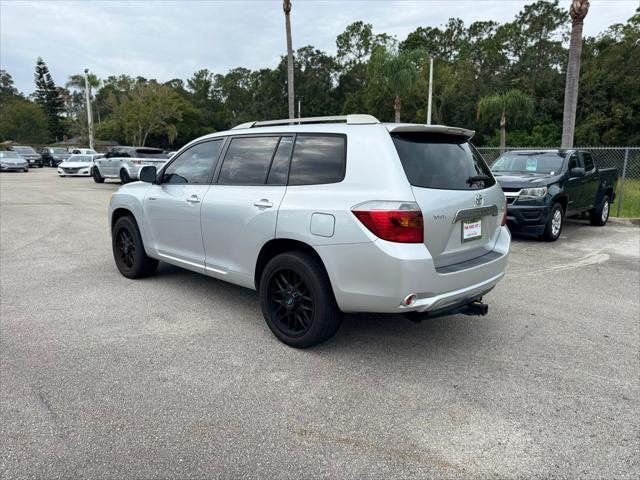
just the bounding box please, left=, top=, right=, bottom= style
left=581, top=152, right=595, bottom=172
left=162, top=140, right=223, bottom=185
left=288, top=135, right=346, bottom=186
left=218, top=136, right=280, bottom=185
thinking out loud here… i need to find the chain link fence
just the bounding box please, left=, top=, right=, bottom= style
left=476, top=146, right=640, bottom=217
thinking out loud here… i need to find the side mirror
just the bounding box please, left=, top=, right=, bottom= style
left=139, top=165, right=157, bottom=183
left=570, top=167, right=585, bottom=178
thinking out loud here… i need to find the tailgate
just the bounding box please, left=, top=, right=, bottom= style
left=412, top=185, right=504, bottom=266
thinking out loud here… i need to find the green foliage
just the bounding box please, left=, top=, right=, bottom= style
left=0, top=99, right=50, bottom=143
left=99, top=81, right=184, bottom=146
left=3, top=2, right=638, bottom=148
left=33, top=57, right=65, bottom=141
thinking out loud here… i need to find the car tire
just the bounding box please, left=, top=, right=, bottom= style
left=259, top=251, right=342, bottom=348
left=38, top=162, right=43, bottom=168
left=112, top=215, right=158, bottom=279
left=120, top=169, right=132, bottom=184
left=49, top=159, right=53, bottom=167
left=542, top=202, right=563, bottom=242
left=23, top=168, right=28, bottom=173
left=92, top=167, right=105, bottom=183
left=589, top=195, right=610, bottom=226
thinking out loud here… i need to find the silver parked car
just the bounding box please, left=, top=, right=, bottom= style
left=0, top=151, right=29, bottom=172
left=108, top=115, right=510, bottom=347
left=92, top=147, right=168, bottom=184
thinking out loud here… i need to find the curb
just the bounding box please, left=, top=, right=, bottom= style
left=609, top=217, right=640, bottom=226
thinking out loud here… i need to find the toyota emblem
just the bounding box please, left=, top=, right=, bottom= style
left=475, top=193, right=483, bottom=206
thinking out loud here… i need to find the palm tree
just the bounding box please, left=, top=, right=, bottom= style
left=66, top=72, right=101, bottom=123
left=370, top=47, right=421, bottom=123
left=561, top=0, right=590, bottom=148
left=477, top=90, right=534, bottom=153
left=283, top=0, right=295, bottom=120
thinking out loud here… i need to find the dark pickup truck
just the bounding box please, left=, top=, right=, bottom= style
left=491, top=149, right=618, bottom=241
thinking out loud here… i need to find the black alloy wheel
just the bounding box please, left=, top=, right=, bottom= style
left=259, top=251, right=342, bottom=348
left=266, top=268, right=315, bottom=337
left=111, top=216, right=158, bottom=278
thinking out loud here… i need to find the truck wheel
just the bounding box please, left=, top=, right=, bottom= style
left=542, top=203, right=563, bottom=242
left=92, top=167, right=105, bottom=183
left=259, top=251, right=342, bottom=348
left=589, top=195, right=610, bottom=226
left=112, top=215, right=158, bottom=278
left=120, top=169, right=131, bottom=184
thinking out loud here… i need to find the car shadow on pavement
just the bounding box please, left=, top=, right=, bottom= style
left=152, top=262, right=480, bottom=353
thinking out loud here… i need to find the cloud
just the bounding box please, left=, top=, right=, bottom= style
left=1, top=0, right=636, bottom=94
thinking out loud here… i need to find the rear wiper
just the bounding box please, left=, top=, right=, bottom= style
left=467, top=175, right=490, bottom=185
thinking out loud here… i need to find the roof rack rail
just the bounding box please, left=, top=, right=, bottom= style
left=232, top=114, right=379, bottom=130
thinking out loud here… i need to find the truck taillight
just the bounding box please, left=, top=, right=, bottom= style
left=502, top=197, right=507, bottom=226
left=352, top=201, right=423, bottom=243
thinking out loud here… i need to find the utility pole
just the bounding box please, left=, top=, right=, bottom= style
left=283, top=0, right=295, bottom=122
left=83, top=69, right=94, bottom=150
left=298, top=99, right=301, bottom=121
left=427, top=57, right=433, bottom=125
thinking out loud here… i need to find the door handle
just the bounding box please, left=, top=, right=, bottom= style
left=186, top=195, right=201, bottom=204
left=253, top=199, right=274, bottom=208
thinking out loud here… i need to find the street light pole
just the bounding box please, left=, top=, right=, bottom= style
left=83, top=69, right=94, bottom=150
left=427, top=57, right=433, bottom=125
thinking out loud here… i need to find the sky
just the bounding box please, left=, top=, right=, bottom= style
left=1, top=0, right=637, bottom=95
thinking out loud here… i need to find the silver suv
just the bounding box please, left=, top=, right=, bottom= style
left=93, top=147, right=168, bottom=184
left=108, top=115, right=510, bottom=347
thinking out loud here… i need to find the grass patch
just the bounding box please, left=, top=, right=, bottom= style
left=613, top=178, right=640, bottom=218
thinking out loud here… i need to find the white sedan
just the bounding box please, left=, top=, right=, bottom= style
left=57, top=154, right=103, bottom=177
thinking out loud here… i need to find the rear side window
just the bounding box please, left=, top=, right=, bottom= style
left=218, top=136, right=279, bottom=185
left=288, top=135, right=346, bottom=186
left=267, top=136, right=294, bottom=185
left=392, top=133, right=495, bottom=190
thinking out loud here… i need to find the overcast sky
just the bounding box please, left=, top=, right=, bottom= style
left=1, top=0, right=637, bottom=94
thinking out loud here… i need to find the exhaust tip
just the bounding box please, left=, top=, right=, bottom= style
left=402, top=294, right=417, bottom=307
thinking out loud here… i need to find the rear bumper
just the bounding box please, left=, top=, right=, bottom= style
left=506, top=205, right=549, bottom=235
left=316, top=225, right=510, bottom=314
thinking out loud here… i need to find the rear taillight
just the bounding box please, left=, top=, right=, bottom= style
left=352, top=201, right=424, bottom=243
left=502, top=197, right=507, bottom=226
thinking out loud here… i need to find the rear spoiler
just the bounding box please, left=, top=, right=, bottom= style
left=385, top=124, right=475, bottom=140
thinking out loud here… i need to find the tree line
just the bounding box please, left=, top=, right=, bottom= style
left=0, top=0, right=638, bottom=149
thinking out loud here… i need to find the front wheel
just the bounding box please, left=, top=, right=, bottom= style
left=120, top=169, right=131, bottom=184
left=542, top=203, right=563, bottom=242
left=38, top=163, right=43, bottom=168
left=92, top=167, right=105, bottom=183
left=589, top=195, right=610, bottom=226
left=112, top=216, right=158, bottom=278
left=259, top=251, right=342, bottom=348
left=49, top=159, right=54, bottom=167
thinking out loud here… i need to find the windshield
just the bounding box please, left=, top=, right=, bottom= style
left=13, top=147, right=36, bottom=155
left=0, top=151, right=21, bottom=159
left=392, top=132, right=495, bottom=190
left=492, top=152, right=564, bottom=174
left=67, top=155, right=92, bottom=162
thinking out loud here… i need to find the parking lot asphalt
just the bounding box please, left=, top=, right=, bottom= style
left=1, top=168, right=639, bottom=479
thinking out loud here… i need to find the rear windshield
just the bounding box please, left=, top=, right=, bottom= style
left=13, top=146, right=36, bottom=155
left=492, top=152, right=564, bottom=174
left=135, top=149, right=168, bottom=159
left=391, top=133, right=495, bottom=190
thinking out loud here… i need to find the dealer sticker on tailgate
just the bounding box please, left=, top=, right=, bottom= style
left=462, top=218, right=482, bottom=242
